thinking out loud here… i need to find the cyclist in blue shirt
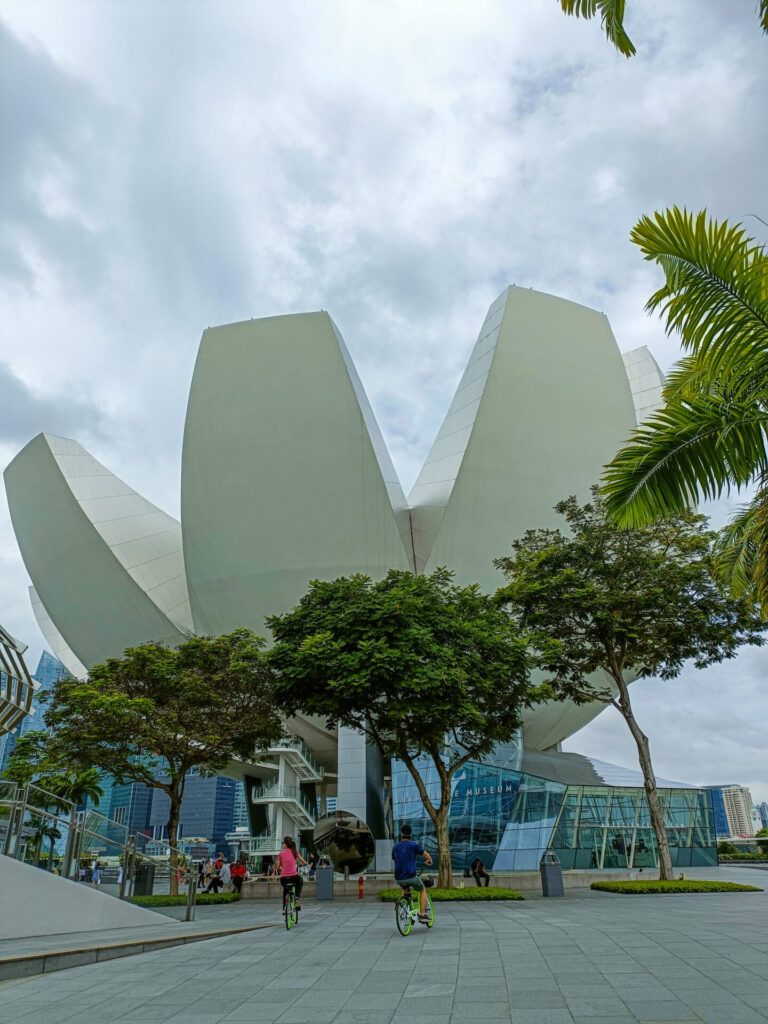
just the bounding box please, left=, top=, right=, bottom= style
left=392, top=824, right=433, bottom=922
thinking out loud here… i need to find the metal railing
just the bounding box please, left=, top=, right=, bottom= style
left=267, top=735, right=324, bottom=779
left=250, top=784, right=317, bottom=822
left=0, top=782, right=194, bottom=903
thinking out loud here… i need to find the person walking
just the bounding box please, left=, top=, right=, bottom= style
left=91, top=863, right=101, bottom=888
left=276, top=836, right=307, bottom=911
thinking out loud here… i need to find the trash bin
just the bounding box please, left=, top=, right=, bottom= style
left=315, top=864, right=334, bottom=900
left=133, top=863, right=156, bottom=896
left=540, top=849, right=564, bottom=897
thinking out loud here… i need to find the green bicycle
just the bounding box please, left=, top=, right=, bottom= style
left=283, top=881, right=299, bottom=930
left=395, top=877, right=434, bottom=936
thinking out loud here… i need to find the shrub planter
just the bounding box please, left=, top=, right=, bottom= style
left=379, top=887, right=524, bottom=902
left=131, top=893, right=242, bottom=907
left=590, top=880, right=762, bottom=895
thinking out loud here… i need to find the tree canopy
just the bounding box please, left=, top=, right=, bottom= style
left=558, top=1, right=768, bottom=58
left=602, top=208, right=768, bottom=613
left=495, top=490, right=765, bottom=878
left=20, top=629, right=282, bottom=892
left=268, top=568, right=535, bottom=887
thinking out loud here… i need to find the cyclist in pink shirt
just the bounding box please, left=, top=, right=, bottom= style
left=277, top=836, right=307, bottom=909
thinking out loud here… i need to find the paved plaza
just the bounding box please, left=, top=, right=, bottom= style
left=1, top=867, right=767, bottom=1024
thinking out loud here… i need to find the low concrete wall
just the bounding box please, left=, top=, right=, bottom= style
left=241, top=868, right=651, bottom=900
left=0, top=854, right=171, bottom=940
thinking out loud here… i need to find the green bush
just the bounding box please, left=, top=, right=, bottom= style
left=718, top=852, right=768, bottom=861
left=379, top=886, right=523, bottom=902
left=590, top=880, right=762, bottom=895
left=131, top=892, right=241, bottom=907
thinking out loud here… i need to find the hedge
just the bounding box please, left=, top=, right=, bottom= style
left=379, top=886, right=523, bottom=902
left=590, top=880, right=762, bottom=895
left=131, top=892, right=242, bottom=907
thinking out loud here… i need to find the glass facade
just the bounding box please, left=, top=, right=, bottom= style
left=392, top=753, right=717, bottom=873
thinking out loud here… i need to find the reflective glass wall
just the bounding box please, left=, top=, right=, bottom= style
left=391, top=757, right=717, bottom=872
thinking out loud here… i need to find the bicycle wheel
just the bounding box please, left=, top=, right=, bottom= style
left=423, top=891, right=434, bottom=928
left=284, top=895, right=293, bottom=930
left=291, top=899, right=299, bottom=925
left=395, top=896, right=412, bottom=936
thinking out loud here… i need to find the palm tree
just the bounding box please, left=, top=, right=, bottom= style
left=558, top=0, right=768, bottom=56
left=602, top=208, right=768, bottom=611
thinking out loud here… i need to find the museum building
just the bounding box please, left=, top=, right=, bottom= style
left=3, top=286, right=716, bottom=871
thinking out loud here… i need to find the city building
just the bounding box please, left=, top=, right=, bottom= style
left=702, top=785, right=755, bottom=837
left=4, top=287, right=717, bottom=869
left=759, top=802, right=768, bottom=830
left=148, top=770, right=237, bottom=850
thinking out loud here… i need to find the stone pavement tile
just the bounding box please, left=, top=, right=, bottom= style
left=454, top=983, right=508, bottom=998
left=343, top=991, right=403, bottom=1010
left=450, top=1003, right=513, bottom=1020
left=620, top=999, right=699, bottom=1021
left=509, top=992, right=568, bottom=1009
left=398, top=995, right=455, bottom=1015
left=506, top=1011, right=576, bottom=1024
left=403, top=981, right=455, bottom=997
left=394, top=1016, right=451, bottom=1024
left=563, top=996, right=631, bottom=1017
left=161, top=1014, right=226, bottom=1024
left=558, top=983, right=619, bottom=997
left=310, top=973, right=365, bottom=991
left=354, top=972, right=410, bottom=992
left=683, top=1006, right=768, bottom=1024
left=274, top=1010, right=338, bottom=1024
left=330, top=1011, right=396, bottom=1024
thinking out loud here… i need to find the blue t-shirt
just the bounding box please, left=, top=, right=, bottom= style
left=392, top=839, right=424, bottom=880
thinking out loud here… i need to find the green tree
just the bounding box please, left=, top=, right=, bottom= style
left=268, top=569, right=534, bottom=888
left=558, top=1, right=768, bottom=58
left=495, top=490, right=765, bottom=880
left=602, top=209, right=768, bottom=613
left=19, top=630, right=281, bottom=894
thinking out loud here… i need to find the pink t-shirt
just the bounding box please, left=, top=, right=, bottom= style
left=278, top=848, right=297, bottom=877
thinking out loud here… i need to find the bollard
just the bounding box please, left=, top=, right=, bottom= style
left=358, top=875, right=364, bottom=899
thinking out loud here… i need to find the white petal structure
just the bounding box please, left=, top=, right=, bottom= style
left=409, top=287, right=639, bottom=750
left=5, top=289, right=662, bottom=759
left=180, top=312, right=412, bottom=637
left=4, top=434, right=192, bottom=670
left=622, top=345, right=665, bottom=424
left=29, top=586, right=87, bottom=679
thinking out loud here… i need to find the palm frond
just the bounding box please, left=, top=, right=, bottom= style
left=714, top=485, right=768, bottom=614
left=631, top=208, right=768, bottom=378
left=602, top=394, right=768, bottom=526
left=662, top=353, right=768, bottom=407
left=761, top=0, right=768, bottom=34
left=559, top=0, right=636, bottom=57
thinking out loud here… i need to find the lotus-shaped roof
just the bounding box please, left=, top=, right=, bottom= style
left=4, top=286, right=662, bottom=750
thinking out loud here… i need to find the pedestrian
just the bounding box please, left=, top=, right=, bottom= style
left=230, top=859, right=247, bottom=893
left=308, top=850, right=318, bottom=879
left=117, top=865, right=124, bottom=886
left=91, top=863, right=101, bottom=887
left=220, top=859, right=232, bottom=891
left=471, top=856, right=490, bottom=887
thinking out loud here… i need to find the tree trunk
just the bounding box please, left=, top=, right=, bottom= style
left=613, top=674, right=674, bottom=881
left=49, top=835, right=56, bottom=871
left=435, top=804, right=453, bottom=889
left=167, top=796, right=181, bottom=897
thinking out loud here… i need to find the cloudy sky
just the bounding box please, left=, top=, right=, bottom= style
left=1, top=0, right=766, bottom=803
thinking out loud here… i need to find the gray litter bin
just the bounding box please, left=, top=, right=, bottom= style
left=540, top=849, right=564, bottom=897
left=315, top=864, right=334, bottom=900
left=133, top=863, right=156, bottom=896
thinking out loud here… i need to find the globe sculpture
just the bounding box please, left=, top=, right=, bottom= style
left=312, top=810, right=375, bottom=875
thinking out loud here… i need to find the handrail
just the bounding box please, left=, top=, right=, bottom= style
left=250, top=784, right=317, bottom=820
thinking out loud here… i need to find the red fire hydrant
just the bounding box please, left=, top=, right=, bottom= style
left=358, top=875, right=364, bottom=899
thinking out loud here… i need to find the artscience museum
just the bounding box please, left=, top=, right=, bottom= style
left=4, top=286, right=717, bottom=871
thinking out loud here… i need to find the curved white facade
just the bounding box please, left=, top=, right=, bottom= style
left=5, top=288, right=657, bottom=755
left=5, top=434, right=191, bottom=670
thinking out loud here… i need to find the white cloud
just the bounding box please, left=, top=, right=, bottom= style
left=0, top=0, right=766, bottom=798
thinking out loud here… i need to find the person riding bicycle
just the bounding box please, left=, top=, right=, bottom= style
left=392, top=824, right=433, bottom=923
left=276, top=835, right=306, bottom=910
